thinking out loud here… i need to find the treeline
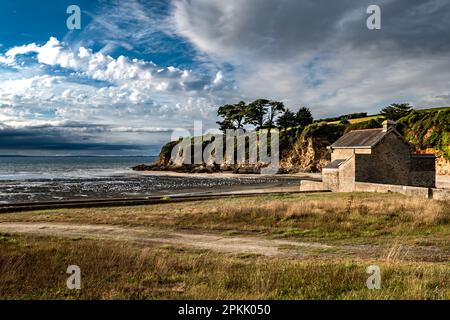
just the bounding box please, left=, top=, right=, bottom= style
left=216, top=99, right=313, bottom=133
left=317, top=112, right=368, bottom=123
left=217, top=101, right=415, bottom=132
left=320, top=103, right=414, bottom=124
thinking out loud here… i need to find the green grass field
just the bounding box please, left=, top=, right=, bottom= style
left=325, top=106, right=450, bottom=125
left=327, top=115, right=384, bottom=125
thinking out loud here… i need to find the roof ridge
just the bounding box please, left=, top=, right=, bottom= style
left=330, top=127, right=387, bottom=148
left=350, top=128, right=383, bottom=132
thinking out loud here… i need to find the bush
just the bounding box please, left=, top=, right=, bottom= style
left=344, top=119, right=382, bottom=133
left=397, top=109, right=450, bottom=159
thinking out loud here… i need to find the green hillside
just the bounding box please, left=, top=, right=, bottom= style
left=137, top=107, right=450, bottom=173
left=397, top=108, right=450, bottom=159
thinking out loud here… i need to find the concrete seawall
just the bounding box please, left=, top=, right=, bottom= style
left=299, top=180, right=328, bottom=192
left=354, top=182, right=430, bottom=198
left=354, top=182, right=450, bottom=200
left=300, top=180, right=450, bottom=200
left=430, top=188, right=450, bottom=201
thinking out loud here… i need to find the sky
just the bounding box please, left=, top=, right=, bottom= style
left=1, top=0, right=450, bottom=156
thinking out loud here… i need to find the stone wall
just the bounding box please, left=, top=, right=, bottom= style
left=353, top=182, right=449, bottom=200
left=322, top=168, right=339, bottom=191
left=331, top=149, right=354, bottom=162
left=409, top=172, right=436, bottom=188
left=338, top=156, right=355, bottom=192
left=300, top=180, right=450, bottom=201
left=323, top=154, right=356, bottom=192
left=300, top=180, right=449, bottom=200
left=354, top=132, right=411, bottom=186
left=409, top=155, right=436, bottom=187
left=430, top=188, right=450, bottom=201
left=354, top=182, right=430, bottom=198
left=299, top=180, right=328, bottom=191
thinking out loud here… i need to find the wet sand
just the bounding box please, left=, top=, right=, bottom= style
left=2, top=169, right=446, bottom=204
left=0, top=172, right=309, bottom=204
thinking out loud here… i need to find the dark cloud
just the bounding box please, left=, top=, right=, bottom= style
left=342, top=0, right=450, bottom=55
left=170, top=0, right=450, bottom=116
left=174, top=0, right=450, bottom=60
left=0, top=123, right=163, bottom=155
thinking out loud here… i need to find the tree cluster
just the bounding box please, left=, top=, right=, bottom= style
left=217, top=100, right=314, bottom=133
left=380, top=103, right=413, bottom=121
left=216, top=100, right=415, bottom=133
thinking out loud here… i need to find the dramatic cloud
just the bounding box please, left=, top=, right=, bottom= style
left=0, top=33, right=237, bottom=154
left=0, top=36, right=236, bottom=152
left=1, top=36, right=227, bottom=98
left=1, top=0, right=450, bottom=154
left=171, top=0, right=450, bottom=115
left=0, top=121, right=167, bottom=156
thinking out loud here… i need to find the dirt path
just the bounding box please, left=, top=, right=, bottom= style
left=0, top=222, right=333, bottom=257
left=0, top=222, right=446, bottom=261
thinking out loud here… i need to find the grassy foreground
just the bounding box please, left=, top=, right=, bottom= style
left=0, top=192, right=449, bottom=299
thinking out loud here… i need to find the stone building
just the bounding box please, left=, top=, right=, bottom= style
left=322, top=120, right=436, bottom=192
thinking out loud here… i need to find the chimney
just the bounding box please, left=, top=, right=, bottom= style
left=383, top=119, right=396, bottom=132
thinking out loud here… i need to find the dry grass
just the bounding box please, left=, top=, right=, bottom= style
left=1, top=193, right=448, bottom=242
left=0, top=192, right=448, bottom=299
left=0, top=234, right=448, bottom=300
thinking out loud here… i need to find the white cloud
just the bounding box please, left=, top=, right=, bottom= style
left=2, top=37, right=183, bottom=90
left=0, top=36, right=232, bottom=131
left=2, top=0, right=450, bottom=153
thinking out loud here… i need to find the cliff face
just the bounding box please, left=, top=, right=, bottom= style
left=279, top=123, right=344, bottom=173
left=134, top=109, right=449, bottom=175
left=134, top=123, right=344, bottom=174
left=414, top=149, right=450, bottom=175
left=437, top=157, right=450, bottom=175
left=397, top=109, right=450, bottom=175
left=278, top=136, right=327, bottom=173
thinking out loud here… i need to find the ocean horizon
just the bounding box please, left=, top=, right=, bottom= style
left=0, top=155, right=158, bottom=181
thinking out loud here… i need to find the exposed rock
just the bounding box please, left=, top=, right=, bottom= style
left=133, top=110, right=449, bottom=175
left=416, top=148, right=450, bottom=175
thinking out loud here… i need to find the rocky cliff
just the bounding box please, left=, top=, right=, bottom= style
left=133, top=123, right=345, bottom=174
left=134, top=108, right=450, bottom=175
left=397, top=108, right=450, bottom=175
left=278, top=123, right=344, bottom=173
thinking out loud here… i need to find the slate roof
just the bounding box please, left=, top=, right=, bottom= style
left=323, top=159, right=346, bottom=169
left=330, top=128, right=388, bottom=149
left=411, top=154, right=436, bottom=158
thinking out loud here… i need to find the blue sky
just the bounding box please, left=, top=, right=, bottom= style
left=0, top=1, right=204, bottom=74
left=1, top=0, right=450, bottom=155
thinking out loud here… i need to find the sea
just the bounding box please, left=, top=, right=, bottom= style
left=0, top=156, right=283, bottom=203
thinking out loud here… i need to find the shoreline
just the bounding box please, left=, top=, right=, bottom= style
left=1, top=169, right=448, bottom=204
left=135, top=170, right=450, bottom=189
left=134, top=169, right=322, bottom=180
